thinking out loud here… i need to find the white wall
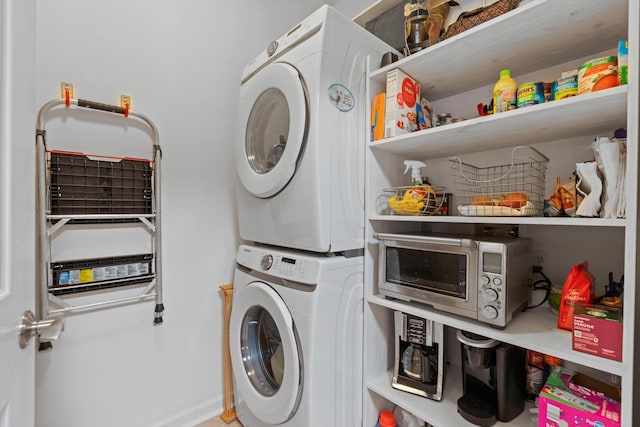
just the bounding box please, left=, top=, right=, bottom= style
left=333, top=0, right=373, bottom=18
left=32, top=1, right=331, bottom=426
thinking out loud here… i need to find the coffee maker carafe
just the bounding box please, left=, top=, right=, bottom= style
left=392, top=311, right=445, bottom=401
left=457, top=330, right=526, bottom=426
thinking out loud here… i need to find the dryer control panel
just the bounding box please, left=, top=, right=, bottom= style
left=240, top=5, right=326, bottom=82
left=236, top=244, right=321, bottom=285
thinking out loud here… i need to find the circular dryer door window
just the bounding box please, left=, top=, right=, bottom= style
left=236, top=62, right=307, bottom=198
left=230, top=282, right=302, bottom=424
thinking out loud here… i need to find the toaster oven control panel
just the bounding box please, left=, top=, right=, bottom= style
left=479, top=274, right=504, bottom=321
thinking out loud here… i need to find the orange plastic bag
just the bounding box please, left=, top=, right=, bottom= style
left=557, top=262, right=595, bottom=330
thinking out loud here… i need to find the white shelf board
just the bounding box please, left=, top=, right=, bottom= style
left=368, top=294, right=623, bottom=376
left=369, top=0, right=628, bottom=99
left=352, top=0, right=403, bottom=27
left=369, top=86, right=628, bottom=159
left=368, top=369, right=535, bottom=427
left=368, top=215, right=626, bottom=227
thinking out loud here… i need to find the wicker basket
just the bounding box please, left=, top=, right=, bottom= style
left=441, top=0, right=520, bottom=40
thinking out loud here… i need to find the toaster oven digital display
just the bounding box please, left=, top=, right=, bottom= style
left=482, top=252, right=502, bottom=274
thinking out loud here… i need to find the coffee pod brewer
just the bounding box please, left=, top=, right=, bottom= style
left=457, top=330, right=526, bottom=426
left=392, top=311, right=445, bottom=401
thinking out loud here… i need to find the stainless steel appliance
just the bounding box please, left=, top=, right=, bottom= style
left=457, top=330, right=526, bottom=426
left=377, top=233, right=532, bottom=328
left=392, top=311, right=445, bottom=400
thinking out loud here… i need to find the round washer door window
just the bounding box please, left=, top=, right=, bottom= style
left=230, top=282, right=302, bottom=424
left=235, top=62, right=307, bottom=198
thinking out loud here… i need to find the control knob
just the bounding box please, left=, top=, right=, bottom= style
left=261, top=254, right=273, bottom=271
left=482, top=288, right=499, bottom=302
left=482, top=305, right=499, bottom=320
left=266, top=41, right=278, bottom=56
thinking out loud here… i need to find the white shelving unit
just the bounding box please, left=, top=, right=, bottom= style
left=362, top=0, right=638, bottom=425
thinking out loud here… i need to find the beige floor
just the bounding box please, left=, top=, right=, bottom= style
left=195, top=416, right=243, bottom=427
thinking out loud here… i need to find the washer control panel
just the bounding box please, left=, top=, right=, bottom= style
left=260, top=254, right=273, bottom=270
left=237, top=245, right=321, bottom=285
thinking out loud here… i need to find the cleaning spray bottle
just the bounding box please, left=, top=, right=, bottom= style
left=387, top=160, right=428, bottom=215
left=403, top=160, right=426, bottom=186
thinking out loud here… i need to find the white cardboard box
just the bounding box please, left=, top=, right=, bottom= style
left=384, top=69, right=421, bottom=138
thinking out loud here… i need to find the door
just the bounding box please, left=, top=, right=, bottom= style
left=0, top=0, right=36, bottom=425
left=235, top=62, right=308, bottom=198
left=230, top=281, right=302, bottom=424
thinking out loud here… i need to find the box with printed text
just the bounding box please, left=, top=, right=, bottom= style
left=384, top=69, right=421, bottom=138
left=371, top=92, right=385, bottom=141
left=572, top=304, right=622, bottom=362
left=538, top=367, right=621, bottom=427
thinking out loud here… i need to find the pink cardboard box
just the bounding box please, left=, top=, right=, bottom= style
left=538, top=367, right=621, bottom=427
left=572, top=304, right=622, bottom=362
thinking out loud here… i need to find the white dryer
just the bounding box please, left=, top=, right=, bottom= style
left=230, top=244, right=364, bottom=427
left=235, top=5, right=393, bottom=253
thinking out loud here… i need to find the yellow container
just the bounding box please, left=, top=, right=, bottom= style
left=493, top=69, right=517, bottom=113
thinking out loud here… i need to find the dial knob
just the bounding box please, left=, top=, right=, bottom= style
left=482, top=305, right=499, bottom=319
left=261, top=254, right=273, bottom=271
left=266, top=40, right=278, bottom=56
left=482, top=288, right=499, bottom=302
left=480, top=276, right=490, bottom=285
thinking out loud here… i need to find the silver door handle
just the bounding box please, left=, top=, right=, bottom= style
left=18, top=310, right=64, bottom=349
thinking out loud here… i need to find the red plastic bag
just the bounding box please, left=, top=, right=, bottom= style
left=557, top=262, right=595, bottom=330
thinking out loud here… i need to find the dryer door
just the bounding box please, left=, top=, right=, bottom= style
left=235, top=62, right=307, bottom=198
left=230, top=281, right=302, bottom=424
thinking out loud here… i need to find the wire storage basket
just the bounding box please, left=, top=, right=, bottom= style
left=450, top=146, right=549, bottom=216
left=379, top=185, right=447, bottom=216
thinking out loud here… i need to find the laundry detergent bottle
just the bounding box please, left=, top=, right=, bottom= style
left=376, top=410, right=396, bottom=427
left=493, top=69, right=517, bottom=113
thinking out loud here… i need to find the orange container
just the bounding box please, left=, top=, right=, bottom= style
left=377, top=410, right=396, bottom=427
left=577, top=56, right=618, bottom=94
left=371, top=92, right=385, bottom=141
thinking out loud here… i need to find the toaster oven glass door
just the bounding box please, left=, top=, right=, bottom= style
left=385, top=247, right=468, bottom=299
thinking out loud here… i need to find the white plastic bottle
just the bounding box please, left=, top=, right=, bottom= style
left=493, top=69, right=517, bottom=114
left=403, top=160, right=426, bottom=185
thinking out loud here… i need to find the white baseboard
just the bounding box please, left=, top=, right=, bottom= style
left=153, top=397, right=224, bottom=427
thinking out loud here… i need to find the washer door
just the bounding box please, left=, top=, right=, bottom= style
left=235, top=62, right=308, bottom=198
left=230, top=281, right=302, bottom=424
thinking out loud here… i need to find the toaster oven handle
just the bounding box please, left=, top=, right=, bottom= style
left=374, top=233, right=477, bottom=248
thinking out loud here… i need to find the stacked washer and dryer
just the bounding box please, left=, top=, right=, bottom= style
left=230, top=5, right=393, bottom=427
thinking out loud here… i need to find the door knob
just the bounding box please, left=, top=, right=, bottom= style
left=18, top=310, right=64, bottom=349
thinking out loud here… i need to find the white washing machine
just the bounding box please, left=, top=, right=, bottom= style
left=235, top=5, right=394, bottom=253
left=230, top=244, right=364, bottom=427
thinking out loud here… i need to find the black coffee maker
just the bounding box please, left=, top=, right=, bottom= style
left=456, top=330, right=526, bottom=426
left=392, top=311, right=445, bottom=401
